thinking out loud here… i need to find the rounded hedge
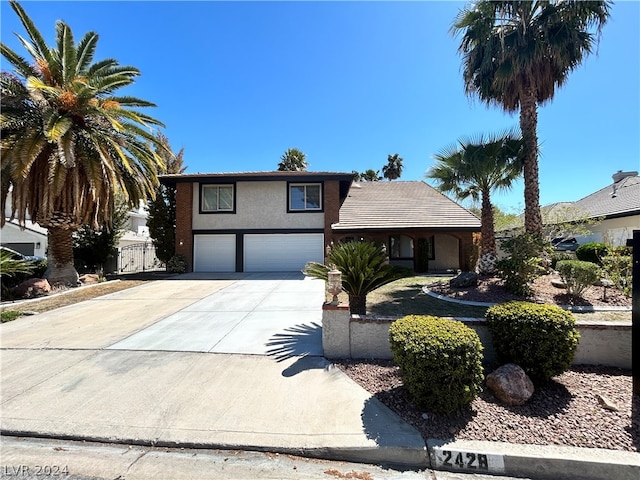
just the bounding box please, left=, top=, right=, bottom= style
left=389, top=315, right=484, bottom=413
left=575, top=242, right=609, bottom=265
left=486, top=301, right=579, bottom=384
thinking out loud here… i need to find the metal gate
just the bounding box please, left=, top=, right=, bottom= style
left=117, top=242, right=164, bottom=273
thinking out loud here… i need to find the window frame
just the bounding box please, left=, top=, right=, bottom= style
left=389, top=234, right=415, bottom=260
left=200, top=183, right=236, bottom=214
left=287, top=182, right=323, bottom=212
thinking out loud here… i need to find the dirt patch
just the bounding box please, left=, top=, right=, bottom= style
left=1, top=280, right=147, bottom=315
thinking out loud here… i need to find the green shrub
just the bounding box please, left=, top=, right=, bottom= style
left=550, top=252, right=573, bottom=270
left=601, top=248, right=632, bottom=297
left=556, top=260, right=600, bottom=298
left=495, top=234, right=548, bottom=296
left=486, top=301, right=579, bottom=384
left=167, top=254, right=188, bottom=273
left=1, top=310, right=22, bottom=323
left=389, top=315, right=484, bottom=413
left=575, top=242, right=609, bottom=265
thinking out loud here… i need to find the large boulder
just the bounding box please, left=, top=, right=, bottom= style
left=486, top=363, right=534, bottom=406
left=449, top=271, right=479, bottom=289
left=13, top=278, right=52, bottom=299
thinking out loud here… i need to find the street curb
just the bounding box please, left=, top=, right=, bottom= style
left=426, top=438, right=640, bottom=480
left=4, top=429, right=639, bottom=479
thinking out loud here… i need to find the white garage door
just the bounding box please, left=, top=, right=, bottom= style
left=193, top=234, right=236, bottom=272
left=244, top=234, right=324, bottom=272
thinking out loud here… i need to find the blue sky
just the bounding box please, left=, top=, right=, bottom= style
left=1, top=0, right=639, bottom=212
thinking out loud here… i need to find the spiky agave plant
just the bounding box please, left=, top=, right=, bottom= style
left=304, top=240, right=411, bottom=315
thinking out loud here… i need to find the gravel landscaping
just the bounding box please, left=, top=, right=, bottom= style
left=339, top=274, right=637, bottom=453
left=337, top=360, right=639, bottom=452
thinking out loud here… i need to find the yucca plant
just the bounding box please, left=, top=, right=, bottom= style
left=303, top=240, right=411, bottom=315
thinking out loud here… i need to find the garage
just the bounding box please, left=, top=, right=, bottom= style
left=244, top=233, right=324, bottom=272
left=193, top=234, right=236, bottom=272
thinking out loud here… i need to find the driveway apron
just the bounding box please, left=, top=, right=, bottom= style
left=107, top=272, right=325, bottom=356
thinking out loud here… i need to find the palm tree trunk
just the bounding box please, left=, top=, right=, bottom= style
left=348, top=294, right=367, bottom=315
left=44, top=226, right=79, bottom=286
left=477, top=189, right=497, bottom=275
left=520, top=88, right=543, bottom=236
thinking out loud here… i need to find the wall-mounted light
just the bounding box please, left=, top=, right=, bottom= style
left=35, top=242, right=41, bottom=249
left=179, top=239, right=184, bottom=246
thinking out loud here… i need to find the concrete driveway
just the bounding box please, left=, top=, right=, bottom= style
left=108, top=272, right=325, bottom=356
left=1, top=271, right=428, bottom=467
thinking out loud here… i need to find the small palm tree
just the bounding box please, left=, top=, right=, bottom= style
left=303, top=240, right=411, bottom=315
left=277, top=148, right=308, bottom=171
left=382, top=153, right=403, bottom=181
left=1, top=0, right=165, bottom=285
left=452, top=0, right=610, bottom=236
left=360, top=169, right=382, bottom=182
left=428, top=131, right=524, bottom=274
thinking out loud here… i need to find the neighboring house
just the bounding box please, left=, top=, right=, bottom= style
left=498, top=170, right=640, bottom=248
left=160, top=171, right=480, bottom=273
left=569, top=171, right=640, bottom=246
left=2, top=191, right=155, bottom=269
left=0, top=218, right=48, bottom=257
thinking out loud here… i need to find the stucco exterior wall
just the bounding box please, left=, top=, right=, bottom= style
left=192, top=181, right=324, bottom=230
left=0, top=223, right=47, bottom=257
left=322, top=309, right=631, bottom=369
left=430, top=233, right=461, bottom=271
left=585, top=215, right=640, bottom=246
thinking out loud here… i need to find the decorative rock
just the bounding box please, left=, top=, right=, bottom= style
left=449, top=271, right=478, bottom=288
left=594, top=278, right=614, bottom=287
left=13, top=278, right=51, bottom=299
left=79, top=274, right=100, bottom=285
left=551, top=278, right=567, bottom=289
left=486, top=363, right=534, bottom=406
left=595, top=393, right=619, bottom=411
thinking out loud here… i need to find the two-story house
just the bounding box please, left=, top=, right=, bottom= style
left=161, top=171, right=481, bottom=273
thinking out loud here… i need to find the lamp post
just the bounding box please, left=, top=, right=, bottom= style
left=327, top=269, right=342, bottom=305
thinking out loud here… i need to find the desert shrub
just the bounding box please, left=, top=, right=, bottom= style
left=495, top=234, right=548, bottom=296
left=550, top=252, right=574, bottom=270
left=167, top=254, right=188, bottom=273
left=556, top=260, right=600, bottom=298
left=389, top=315, right=484, bottom=413
left=486, top=301, right=579, bottom=384
left=601, top=248, right=632, bottom=297
left=575, top=242, right=609, bottom=265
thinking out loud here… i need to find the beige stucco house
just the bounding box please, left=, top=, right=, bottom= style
left=161, top=171, right=480, bottom=273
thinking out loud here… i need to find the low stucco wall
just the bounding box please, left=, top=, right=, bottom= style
left=321, top=305, right=632, bottom=369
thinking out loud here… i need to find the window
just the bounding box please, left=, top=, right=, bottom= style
left=202, top=184, right=234, bottom=212
left=289, top=183, right=322, bottom=211
left=390, top=235, right=414, bottom=259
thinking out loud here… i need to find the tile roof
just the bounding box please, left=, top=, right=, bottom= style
left=333, top=181, right=480, bottom=231
left=572, top=174, right=640, bottom=219
left=160, top=171, right=355, bottom=184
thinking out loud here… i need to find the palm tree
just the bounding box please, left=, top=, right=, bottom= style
left=427, top=131, right=524, bottom=274
left=360, top=169, right=382, bottom=182
left=452, top=1, right=610, bottom=236
left=304, top=240, right=410, bottom=315
left=1, top=1, right=165, bottom=285
left=277, top=148, right=308, bottom=171
left=382, top=153, right=403, bottom=181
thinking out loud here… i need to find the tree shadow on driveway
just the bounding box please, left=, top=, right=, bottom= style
left=265, top=322, right=327, bottom=377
